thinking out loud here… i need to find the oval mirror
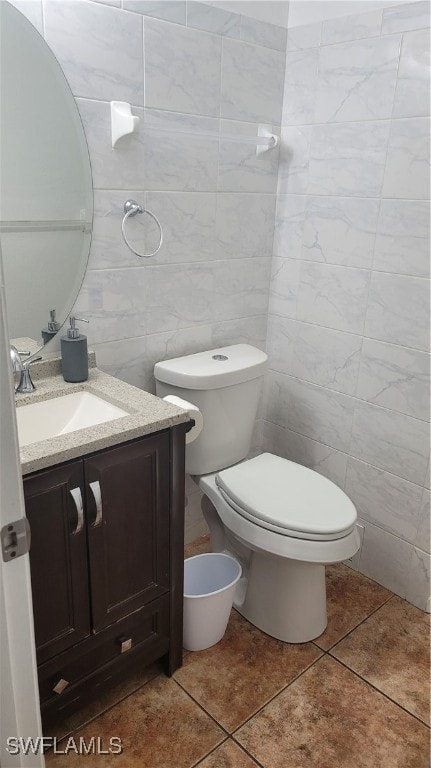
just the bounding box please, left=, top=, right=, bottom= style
left=0, top=2, right=93, bottom=355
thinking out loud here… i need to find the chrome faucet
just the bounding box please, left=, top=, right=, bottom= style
left=10, top=345, right=42, bottom=394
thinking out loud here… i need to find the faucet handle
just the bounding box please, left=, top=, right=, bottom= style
left=22, top=355, right=42, bottom=369
left=16, top=356, right=42, bottom=393
left=10, top=345, right=28, bottom=373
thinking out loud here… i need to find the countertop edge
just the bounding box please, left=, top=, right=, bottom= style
left=18, top=366, right=191, bottom=476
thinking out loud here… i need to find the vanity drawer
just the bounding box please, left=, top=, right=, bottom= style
left=38, top=595, right=169, bottom=704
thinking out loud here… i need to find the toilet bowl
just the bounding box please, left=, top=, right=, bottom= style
left=197, top=455, right=359, bottom=643
left=154, top=344, right=360, bottom=643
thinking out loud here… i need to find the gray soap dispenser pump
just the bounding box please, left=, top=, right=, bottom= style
left=61, top=317, right=89, bottom=383
left=41, top=309, right=60, bottom=345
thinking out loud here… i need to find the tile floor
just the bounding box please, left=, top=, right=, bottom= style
left=46, top=534, right=430, bottom=768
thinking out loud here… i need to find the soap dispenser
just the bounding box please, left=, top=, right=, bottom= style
left=61, top=317, right=89, bottom=383
left=41, top=309, right=60, bottom=345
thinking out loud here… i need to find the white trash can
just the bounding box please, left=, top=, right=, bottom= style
left=183, top=553, right=242, bottom=652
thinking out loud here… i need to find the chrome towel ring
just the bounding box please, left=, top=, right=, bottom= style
left=121, top=199, right=163, bottom=258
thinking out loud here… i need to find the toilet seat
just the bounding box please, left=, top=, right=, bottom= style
left=215, top=453, right=357, bottom=542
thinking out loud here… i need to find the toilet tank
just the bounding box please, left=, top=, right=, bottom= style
left=154, top=344, right=268, bottom=476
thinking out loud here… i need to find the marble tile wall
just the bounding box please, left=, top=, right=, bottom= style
left=264, top=0, right=430, bottom=611
left=10, top=0, right=285, bottom=541
left=38, top=0, right=285, bottom=379
left=9, top=0, right=430, bottom=608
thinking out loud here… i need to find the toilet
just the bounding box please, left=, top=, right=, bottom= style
left=155, top=344, right=360, bottom=643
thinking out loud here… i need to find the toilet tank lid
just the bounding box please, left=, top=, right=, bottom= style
left=154, top=344, right=268, bottom=390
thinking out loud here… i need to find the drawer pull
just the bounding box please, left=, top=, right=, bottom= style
left=69, top=488, right=84, bottom=534
left=118, top=636, right=133, bottom=653
left=89, top=481, right=103, bottom=526
left=53, top=678, right=69, bottom=695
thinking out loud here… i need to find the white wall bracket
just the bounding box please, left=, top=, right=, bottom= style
left=256, top=124, right=280, bottom=157
left=111, top=101, right=139, bottom=148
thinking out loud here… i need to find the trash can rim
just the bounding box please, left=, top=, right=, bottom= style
left=184, top=552, right=242, bottom=599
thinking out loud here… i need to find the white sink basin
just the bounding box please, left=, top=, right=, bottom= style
left=16, top=391, right=129, bottom=447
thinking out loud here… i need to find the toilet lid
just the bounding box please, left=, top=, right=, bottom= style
left=215, top=453, right=357, bottom=540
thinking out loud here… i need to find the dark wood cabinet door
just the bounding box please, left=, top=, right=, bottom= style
left=84, top=433, right=170, bottom=632
left=24, top=462, right=91, bottom=664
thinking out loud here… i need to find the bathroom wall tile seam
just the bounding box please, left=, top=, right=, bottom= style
left=217, top=32, right=224, bottom=123
left=268, top=279, right=430, bottom=354
left=289, top=28, right=430, bottom=50
left=265, top=371, right=430, bottom=439
left=261, top=417, right=427, bottom=493
left=262, top=403, right=428, bottom=482
left=354, top=47, right=401, bottom=385
left=359, top=531, right=430, bottom=577
left=262, top=427, right=429, bottom=552
left=270, top=265, right=430, bottom=288
left=91, top=313, right=268, bottom=340
left=267, top=349, right=431, bottom=421
left=259, top=420, right=427, bottom=548
left=267, top=358, right=429, bottom=450
left=280, top=116, right=431, bottom=127
left=287, top=31, right=429, bottom=51
left=142, top=15, right=146, bottom=111
left=282, top=19, right=429, bottom=127
left=42, top=3, right=286, bottom=121
left=273, top=192, right=430, bottom=201
left=356, top=528, right=415, bottom=596
left=266, top=254, right=431, bottom=282
left=107, top=0, right=289, bottom=53
left=25, top=0, right=280, bottom=390
left=26, top=0, right=430, bottom=599
left=285, top=2, right=430, bottom=50
left=85, top=257, right=274, bottom=272
left=263, top=364, right=430, bottom=484
left=133, top=13, right=287, bottom=55
left=88, top=188, right=278, bottom=197
left=268, top=310, right=431, bottom=349
left=268, top=0, right=430, bottom=607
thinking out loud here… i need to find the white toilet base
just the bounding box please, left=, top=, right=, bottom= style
left=198, top=472, right=360, bottom=645
left=235, top=551, right=327, bottom=643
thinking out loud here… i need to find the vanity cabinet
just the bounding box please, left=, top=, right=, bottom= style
left=23, top=425, right=188, bottom=727
left=24, top=461, right=91, bottom=664
left=84, top=434, right=170, bottom=632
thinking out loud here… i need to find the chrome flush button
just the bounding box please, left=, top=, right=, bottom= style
left=212, top=354, right=228, bottom=361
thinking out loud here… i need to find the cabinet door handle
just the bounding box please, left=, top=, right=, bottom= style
left=53, top=678, right=69, bottom=695
left=69, top=487, right=84, bottom=534
left=89, top=481, right=103, bottom=527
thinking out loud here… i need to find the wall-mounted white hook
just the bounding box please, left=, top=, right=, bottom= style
left=111, top=101, right=139, bottom=148
left=256, top=124, right=280, bottom=157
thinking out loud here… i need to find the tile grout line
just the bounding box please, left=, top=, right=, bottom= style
left=227, top=651, right=326, bottom=736
left=192, top=735, right=266, bottom=768
left=190, top=736, right=229, bottom=768
left=172, top=618, right=325, bottom=738
left=266, top=311, right=431, bottom=351
left=259, top=418, right=429, bottom=493
left=45, top=590, right=426, bottom=756
left=262, top=370, right=430, bottom=423
left=327, top=653, right=431, bottom=729
left=172, top=677, right=231, bottom=736
left=225, top=739, right=267, bottom=768
left=312, top=592, right=396, bottom=653
left=45, top=664, right=165, bottom=748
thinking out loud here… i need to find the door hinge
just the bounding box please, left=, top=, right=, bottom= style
left=1, top=518, right=31, bottom=562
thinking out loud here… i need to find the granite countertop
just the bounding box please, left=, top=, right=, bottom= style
left=17, top=354, right=190, bottom=476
